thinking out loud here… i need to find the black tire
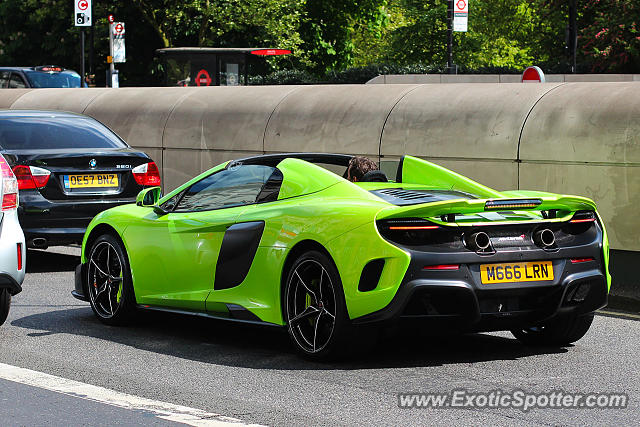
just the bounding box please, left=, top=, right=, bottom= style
left=86, top=234, right=136, bottom=326
left=511, top=313, right=595, bottom=346
left=283, top=250, right=352, bottom=360
left=0, top=288, right=11, bottom=326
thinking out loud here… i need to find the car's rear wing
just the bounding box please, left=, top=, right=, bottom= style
left=376, top=195, right=597, bottom=226
left=397, top=155, right=503, bottom=198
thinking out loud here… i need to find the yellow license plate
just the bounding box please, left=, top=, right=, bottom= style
left=64, top=174, right=119, bottom=188
left=480, top=261, right=554, bottom=284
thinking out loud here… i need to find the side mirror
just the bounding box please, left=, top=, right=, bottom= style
left=136, top=186, right=162, bottom=207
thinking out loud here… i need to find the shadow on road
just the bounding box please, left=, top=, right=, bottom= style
left=11, top=306, right=569, bottom=370
left=26, top=249, right=80, bottom=274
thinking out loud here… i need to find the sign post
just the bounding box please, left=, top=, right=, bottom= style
left=108, top=21, right=125, bottom=88
left=446, top=0, right=454, bottom=74
left=74, top=0, right=91, bottom=87
left=112, top=22, right=126, bottom=63
left=453, top=0, right=468, bottom=32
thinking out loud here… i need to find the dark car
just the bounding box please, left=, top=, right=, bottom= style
left=0, top=110, right=161, bottom=248
left=0, top=66, right=82, bottom=88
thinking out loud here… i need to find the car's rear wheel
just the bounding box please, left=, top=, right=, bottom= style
left=0, top=288, right=11, bottom=326
left=511, top=313, right=595, bottom=346
left=284, top=250, right=350, bottom=360
left=87, top=234, right=136, bottom=325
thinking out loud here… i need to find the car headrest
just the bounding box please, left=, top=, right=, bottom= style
left=360, top=170, right=388, bottom=182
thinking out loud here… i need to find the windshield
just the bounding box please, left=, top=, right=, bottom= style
left=0, top=117, right=128, bottom=150
left=24, top=70, right=82, bottom=88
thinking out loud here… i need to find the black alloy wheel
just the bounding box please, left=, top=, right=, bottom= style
left=284, top=250, right=349, bottom=359
left=87, top=234, right=135, bottom=325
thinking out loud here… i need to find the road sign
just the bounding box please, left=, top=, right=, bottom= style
left=74, top=0, right=92, bottom=26
left=112, top=22, right=126, bottom=63
left=196, top=69, right=212, bottom=86
left=113, top=22, right=125, bottom=36
left=521, top=66, right=546, bottom=83
left=453, top=0, right=468, bottom=32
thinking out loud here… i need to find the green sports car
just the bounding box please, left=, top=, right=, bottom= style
left=73, top=153, right=610, bottom=359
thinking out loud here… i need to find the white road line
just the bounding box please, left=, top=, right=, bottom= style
left=0, top=363, right=262, bottom=427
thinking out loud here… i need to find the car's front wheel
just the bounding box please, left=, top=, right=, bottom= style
left=511, top=313, right=595, bottom=346
left=284, top=250, right=351, bottom=360
left=0, top=288, right=11, bottom=326
left=87, top=234, right=136, bottom=325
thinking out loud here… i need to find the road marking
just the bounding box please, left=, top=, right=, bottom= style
left=597, top=310, right=640, bottom=321
left=0, top=363, right=260, bottom=426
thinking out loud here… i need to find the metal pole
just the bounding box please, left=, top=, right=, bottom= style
left=447, top=0, right=454, bottom=74
left=80, top=30, right=85, bottom=87
left=109, top=23, right=114, bottom=87
left=569, top=0, right=577, bottom=73
left=89, top=24, right=94, bottom=78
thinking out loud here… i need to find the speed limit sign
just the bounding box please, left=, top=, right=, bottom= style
left=74, top=0, right=92, bottom=26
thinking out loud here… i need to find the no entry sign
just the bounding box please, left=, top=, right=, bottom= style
left=74, top=0, right=92, bottom=26
left=521, top=66, right=546, bottom=83
left=453, top=0, right=468, bottom=32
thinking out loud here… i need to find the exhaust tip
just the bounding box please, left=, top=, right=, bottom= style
left=29, top=237, right=48, bottom=249
left=466, top=231, right=491, bottom=252
left=534, top=229, right=555, bottom=248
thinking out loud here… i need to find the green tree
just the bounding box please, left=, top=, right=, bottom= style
left=581, top=0, right=640, bottom=72
left=300, top=0, right=388, bottom=73
left=357, top=0, right=578, bottom=72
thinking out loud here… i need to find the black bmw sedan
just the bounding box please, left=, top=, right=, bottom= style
left=0, top=110, right=161, bottom=248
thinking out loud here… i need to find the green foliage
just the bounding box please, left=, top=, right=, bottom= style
left=0, top=0, right=636, bottom=87
left=0, top=0, right=80, bottom=70
left=300, top=0, right=388, bottom=73
left=249, top=69, right=316, bottom=84
left=581, top=0, right=640, bottom=72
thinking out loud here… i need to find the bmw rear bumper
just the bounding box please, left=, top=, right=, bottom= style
left=18, top=191, right=136, bottom=247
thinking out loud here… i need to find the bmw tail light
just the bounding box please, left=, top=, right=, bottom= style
left=132, top=162, right=161, bottom=186
left=0, top=155, right=18, bottom=211
left=12, top=165, right=51, bottom=190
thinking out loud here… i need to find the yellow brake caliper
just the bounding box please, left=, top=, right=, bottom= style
left=116, top=270, right=123, bottom=303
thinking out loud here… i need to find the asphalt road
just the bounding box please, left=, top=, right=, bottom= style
left=0, top=247, right=637, bottom=426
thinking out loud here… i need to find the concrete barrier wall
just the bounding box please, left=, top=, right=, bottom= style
left=367, top=74, right=640, bottom=84
left=0, top=84, right=638, bottom=255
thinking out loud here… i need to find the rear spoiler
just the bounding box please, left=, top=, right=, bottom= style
left=376, top=195, right=597, bottom=226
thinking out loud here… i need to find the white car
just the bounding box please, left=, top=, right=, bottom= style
left=0, top=153, right=25, bottom=326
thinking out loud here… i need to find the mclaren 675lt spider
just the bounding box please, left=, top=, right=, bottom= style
left=73, top=153, right=610, bottom=359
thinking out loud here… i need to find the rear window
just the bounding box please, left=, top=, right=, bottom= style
left=0, top=117, right=128, bottom=150
left=24, top=70, right=81, bottom=88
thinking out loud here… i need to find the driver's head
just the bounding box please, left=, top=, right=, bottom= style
left=346, top=156, right=378, bottom=182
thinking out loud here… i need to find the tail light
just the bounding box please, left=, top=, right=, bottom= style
left=17, top=243, right=22, bottom=271
left=0, top=155, right=18, bottom=211
left=132, top=162, right=161, bottom=186
left=12, top=165, right=51, bottom=190
left=570, top=257, right=594, bottom=264
left=423, top=264, right=460, bottom=271
left=570, top=211, right=596, bottom=224
left=377, top=218, right=457, bottom=246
